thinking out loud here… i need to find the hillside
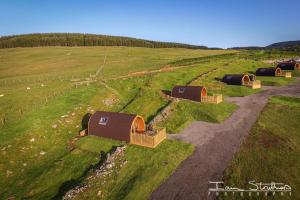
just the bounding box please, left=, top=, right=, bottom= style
left=0, top=33, right=208, bottom=49
left=229, top=40, right=300, bottom=52
left=266, top=40, right=300, bottom=51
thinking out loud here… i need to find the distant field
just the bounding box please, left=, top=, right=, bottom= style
left=0, top=47, right=233, bottom=78
left=0, top=47, right=299, bottom=199
left=220, top=96, right=300, bottom=200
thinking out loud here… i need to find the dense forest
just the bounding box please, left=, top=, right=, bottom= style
left=0, top=33, right=208, bottom=49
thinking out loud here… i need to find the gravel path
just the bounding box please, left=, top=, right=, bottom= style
left=150, top=79, right=300, bottom=200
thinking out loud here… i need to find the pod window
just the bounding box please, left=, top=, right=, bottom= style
left=99, top=117, right=109, bottom=125
left=178, top=88, right=185, bottom=93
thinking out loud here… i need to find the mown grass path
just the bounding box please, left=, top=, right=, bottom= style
left=150, top=78, right=300, bottom=200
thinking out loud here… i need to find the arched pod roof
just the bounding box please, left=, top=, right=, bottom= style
left=171, top=85, right=207, bottom=102
left=277, top=62, right=296, bottom=70
left=88, top=111, right=145, bottom=142
left=255, top=67, right=281, bottom=76
left=222, top=74, right=249, bottom=85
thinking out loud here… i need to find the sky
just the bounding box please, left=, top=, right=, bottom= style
left=0, top=0, right=299, bottom=48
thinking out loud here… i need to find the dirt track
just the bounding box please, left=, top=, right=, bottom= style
left=113, top=65, right=186, bottom=80
left=150, top=79, right=300, bottom=200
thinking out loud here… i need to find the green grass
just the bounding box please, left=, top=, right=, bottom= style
left=190, top=59, right=264, bottom=97
left=0, top=47, right=299, bottom=199
left=292, top=70, right=300, bottom=77
left=158, top=100, right=237, bottom=133
left=0, top=47, right=232, bottom=79
left=0, top=47, right=232, bottom=199
left=258, top=76, right=296, bottom=86
left=27, top=136, right=122, bottom=200
left=116, top=64, right=219, bottom=122
left=73, top=139, right=194, bottom=200
left=220, top=96, right=300, bottom=200
left=0, top=47, right=233, bottom=126
left=0, top=134, right=121, bottom=199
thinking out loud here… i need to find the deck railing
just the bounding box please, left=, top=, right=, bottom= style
left=276, top=72, right=292, bottom=78
left=244, top=80, right=261, bottom=89
left=201, top=94, right=223, bottom=104
left=131, top=127, right=167, bottom=148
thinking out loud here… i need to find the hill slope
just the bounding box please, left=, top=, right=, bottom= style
left=266, top=40, right=300, bottom=51
left=229, top=40, right=300, bottom=52
left=0, top=33, right=208, bottom=49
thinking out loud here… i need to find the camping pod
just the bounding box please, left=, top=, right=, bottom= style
left=88, top=111, right=145, bottom=142
left=171, top=85, right=207, bottom=102
left=277, top=62, right=300, bottom=70
left=222, top=74, right=251, bottom=85
left=255, top=67, right=282, bottom=76
left=87, top=111, right=166, bottom=148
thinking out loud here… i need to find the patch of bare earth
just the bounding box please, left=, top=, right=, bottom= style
left=115, top=65, right=186, bottom=79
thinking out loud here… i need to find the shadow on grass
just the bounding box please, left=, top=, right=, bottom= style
left=161, top=90, right=171, bottom=96
left=147, top=101, right=171, bottom=123
left=214, top=77, right=222, bottom=82
left=81, top=113, right=91, bottom=131
left=118, top=87, right=142, bottom=112
left=53, top=146, right=121, bottom=199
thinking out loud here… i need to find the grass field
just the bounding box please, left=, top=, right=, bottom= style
left=71, top=139, right=193, bottom=200
left=0, top=46, right=299, bottom=199
left=158, top=100, right=237, bottom=133
left=220, top=96, right=300, bottom=200
left=0, top=47, right=232, bottom=78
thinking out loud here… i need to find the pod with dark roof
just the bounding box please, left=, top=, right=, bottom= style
left=277, top=61, right=300, bottom=70
left=255, top=67, right=282, bottom=76
left=87, top=111, right=166, bottom=148
left=222, top=74, right=251, bottom=85
left=171, top=85, right=207, bottom=102
left=88, top=111, right=145, bottom=142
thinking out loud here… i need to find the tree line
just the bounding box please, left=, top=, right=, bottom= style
left=0, top=33, right=209, bottom=49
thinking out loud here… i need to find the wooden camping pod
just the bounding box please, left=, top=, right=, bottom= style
left=87, top=111, right=166, bottom=148
left=171, top=85, right=222, bottom=104
left=171, top=85, right=207, bottom=102
left=222, top=74, right=261, bottom=89
left=88, top=111, right=145, bottom=142
left=277, top=61, right=300, bottom=70
left=255, top=67, right=282, bottom=76
left=222, top=74, right=251, bottom=85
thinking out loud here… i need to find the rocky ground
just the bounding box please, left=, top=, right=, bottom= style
left=63, top=145, right=127, bottom=200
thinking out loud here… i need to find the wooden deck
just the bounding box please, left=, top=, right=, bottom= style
left=244, top=80, right=261, bottom=89
left=131, top=127, right=167, bottom=148
left=276, top=72, right=292, bottom=78
left=201, top=94, right=223, bottom=104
